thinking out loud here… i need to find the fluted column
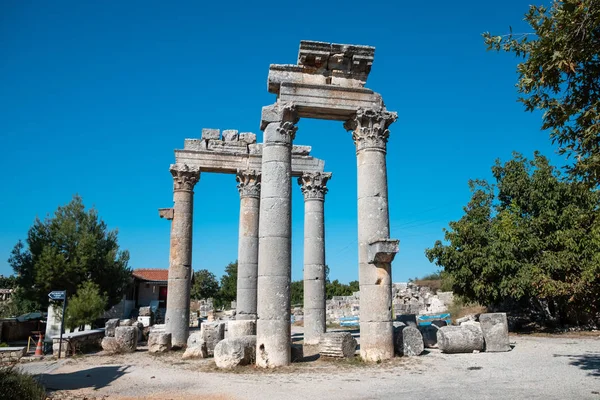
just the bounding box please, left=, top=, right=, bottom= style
left=165, top=163, right=200, bottom=348
left=344, top=108, right=398, bottom=362
left=298, top=172, right=331, bottom=345
left=235, top=169, right=261, bottom=321
left=256, top=102, right=298, bottom=368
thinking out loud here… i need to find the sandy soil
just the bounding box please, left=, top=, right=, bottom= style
left=19, top=334, right=600, bottom=400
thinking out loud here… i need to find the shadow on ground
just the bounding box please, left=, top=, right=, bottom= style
left=554, top=353, right=600, bottom=377
left=39, top=365, right=131, bottom=391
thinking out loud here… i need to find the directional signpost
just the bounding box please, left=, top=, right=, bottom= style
left=48, top=290, right=67, bottom=358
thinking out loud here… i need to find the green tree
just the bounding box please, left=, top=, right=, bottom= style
left=8, top=195, right=131, bottom=310
left=483, top=0, right=600, bottom=184
left=65, top=281, right=107, bottom=330
left=290, top=280, right=303, bottom=305
left=191, top=269, right=220, bottom=300
left=426, top=152, right=600, bottom=325
left=218, top=261, right=237, bottom=308
left=0, top=275, right=16, bottom=289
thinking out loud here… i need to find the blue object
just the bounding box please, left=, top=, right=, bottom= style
left=417, top=313, right=451, bottom=326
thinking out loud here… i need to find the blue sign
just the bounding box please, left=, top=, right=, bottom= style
left=48, top=291, right=66, bottom=300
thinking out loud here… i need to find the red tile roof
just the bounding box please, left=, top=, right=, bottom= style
left=132, top=269, right=169, bottom=282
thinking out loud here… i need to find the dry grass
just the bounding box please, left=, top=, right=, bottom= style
left=448, top=300, right=487, bottom=324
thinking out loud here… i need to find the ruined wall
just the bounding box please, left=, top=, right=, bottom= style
left=324, top=283, right=454, bottom=324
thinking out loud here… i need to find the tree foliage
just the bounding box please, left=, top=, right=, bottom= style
left=65, top=281, right=107, bottom=330
left=8, top=195, right=131, bottom=310
left=191, top=269, right=220, bottom=300
left=483, top=0, right=600, bottom=184
left=426, top=152, right=600, bottom=325
left=218, top=261, right=237, bottom=307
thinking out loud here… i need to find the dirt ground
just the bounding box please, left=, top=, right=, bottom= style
left=18, top=333, right=600, bottom=400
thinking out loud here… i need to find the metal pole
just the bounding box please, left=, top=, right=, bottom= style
left=58, top=291, right=66, bottom=359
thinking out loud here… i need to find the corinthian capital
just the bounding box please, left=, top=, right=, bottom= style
left=170, top=164, right=200, bottom=192
left=236, top=169, right=261, bottom=198
left=298, top=172, right=332, bottom=201
left=261, top=102, right=300, bottom=143
left=344, top=108, right=398, bottom=152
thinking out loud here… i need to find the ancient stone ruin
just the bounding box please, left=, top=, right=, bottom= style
left=161, top=40, right=400, bottom=366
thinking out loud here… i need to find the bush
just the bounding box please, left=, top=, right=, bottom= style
left=0, top=366, right=46, bottom=400
left=65, top=281, right=107, bottom=330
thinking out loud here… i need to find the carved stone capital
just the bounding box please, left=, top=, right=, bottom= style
left=298, top=172, right=332, bottom=201
left=236, top=169, right=261, bottom=199
left=170, top=164, right=200, bottom=192
left=344, top=108, right=398, bottom=152
left=261, top=102, right=299, bottom=143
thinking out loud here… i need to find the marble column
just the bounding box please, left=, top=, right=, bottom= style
left=256, top=102, right=298, bottom=368
left=164, top=163, right=200, bottom=348
left=344, top=108, right=398, bottom=362
left=298, top=172, right=331, bottom=346
left=235, top=169, right=261, bottom=321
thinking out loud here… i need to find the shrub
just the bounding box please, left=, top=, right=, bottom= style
left=0, top=366, right=46, bottom=400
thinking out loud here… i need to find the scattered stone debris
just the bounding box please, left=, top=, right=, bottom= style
left=319, top=332, right=357, bottom=358
left=214, top=335, right=256, bottom=369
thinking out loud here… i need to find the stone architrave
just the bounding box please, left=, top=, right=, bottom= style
left=298, top=171, right=332, bottom=345
left=256, top=102, right=298, bottom=368
left=235, top=169, right=261, bottom=321
left=165, top=164, right=200, bottom=348
left=344, top=108, right=398, bottom=362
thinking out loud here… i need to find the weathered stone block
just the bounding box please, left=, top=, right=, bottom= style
left=105, top=318, right=119, bottom=337
left=292, top=145, right=311, bottom=155
left=239, top=132, right=257, bottom=144
left=115, top=326, right=138, bottom=353
left=202, top=128, right=220, bottom=140
left=437, top=325, right=484, bottom=354
left=222, top=129, right=239, bottom=141
left=248, top=144, right=262, bottom=155
left=184, top=139, right=208, bottom=151
left=228, top=320, right=256, bottom=338
left=182, top=342, right=208, bottom=359
left=101, top=336, right=120, bottom=353
left=148, top=332, right=171, bottom=353
left=479, top=313, right=511, bottom=352
left=394, top=325, right=424, bottom=356
left=201, top=322, right=225, bottom=357
left=214, top=335, right=256, bottom=369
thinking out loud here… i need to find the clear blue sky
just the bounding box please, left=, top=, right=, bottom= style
left=0, top=0, right=562, bottom=284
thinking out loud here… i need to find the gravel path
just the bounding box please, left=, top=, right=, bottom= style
left=20, top=334, right=600, bottom=400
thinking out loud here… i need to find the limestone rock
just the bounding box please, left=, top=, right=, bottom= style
left=105, top=318, right=120, bottom=337
left=319, top=332, right=357, bottom=358
left=228, top=320, right=256, bottom=338
left=201, top=322, right=225, bottom=357
left=437, top=325, right=484, bottom=354
left=479, top=313, right=511, bottom=352
left=222, top=129, right=239, bottom=141
left=292, top=145, right=311, bottom=155
left=456, top=314, right=478, bottom=325
left=115, top=326, right=138, bottom=353
left=148, top=332, right=172, bottom=353
left=187, top=331, right=203, bottom=347
left=101, top=336, right=120, bottom=353
left=202, top=128, right=220, bottom=140
left=214, top=335, right=256, bottom=369
left=239, top=132, right=257, bottom=144
left=394, top=325, right=424, bottom=356
left=119, top=319, right=134, bottom=327
left=182, top=342, right=208, bottom=359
